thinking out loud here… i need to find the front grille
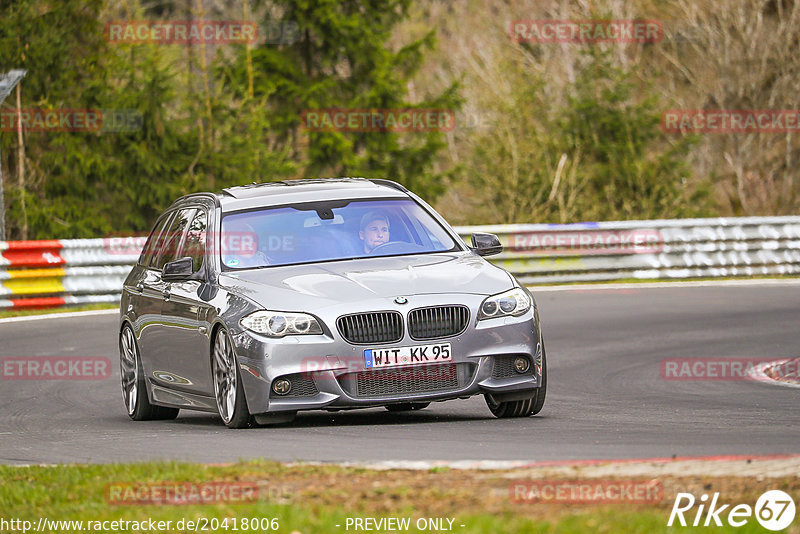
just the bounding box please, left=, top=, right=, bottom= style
left=408, top=305, right=469, bottom=340
left=356, top=363, right=459, bottom=397
left=337, top=311, right=403, bottom=344
left=336, top=362, right=476, bottom=398
left=270, top=373, right=318, bottom=398
left=491, top=355, right=532, bottom=378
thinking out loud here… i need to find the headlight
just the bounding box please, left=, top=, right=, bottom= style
left=477, top=288, right=531, bottom=320
left=240, top=311, right=323, bottom=337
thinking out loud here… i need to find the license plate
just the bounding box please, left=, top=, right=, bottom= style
left=364, top=343, right=452, bottom=369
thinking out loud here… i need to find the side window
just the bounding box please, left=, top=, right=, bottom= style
left=140, top=213, right=173, bottom=267
left=153, top=208, right=195, bottom=270
left=179, top=210, right=207, bottom=272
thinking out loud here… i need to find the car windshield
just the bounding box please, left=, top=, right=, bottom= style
left=220, top=198, right=459, bottom=269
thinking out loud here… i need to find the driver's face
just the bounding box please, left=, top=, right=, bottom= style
left=360, top=219, right=389, bottom=253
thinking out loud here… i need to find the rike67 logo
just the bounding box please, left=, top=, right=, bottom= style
left=668, top=490, right=796, bottom=531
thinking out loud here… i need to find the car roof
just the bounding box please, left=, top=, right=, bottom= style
left=172, top=178, right=411, bottom=211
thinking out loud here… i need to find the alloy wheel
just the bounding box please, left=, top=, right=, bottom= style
left=119, top=327, right=139, bottom=416
left=213, top=332, right=237, bottom=424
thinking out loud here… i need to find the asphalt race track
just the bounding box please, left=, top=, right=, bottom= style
left=1, top=282, right=798, bottom=465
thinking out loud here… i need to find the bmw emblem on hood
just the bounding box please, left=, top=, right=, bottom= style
left=394, top=296, right=408, bottom=305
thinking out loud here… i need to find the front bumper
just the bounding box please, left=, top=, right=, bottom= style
left=232, top=294, right=543, bottom=414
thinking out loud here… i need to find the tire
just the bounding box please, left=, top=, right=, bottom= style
left=119, top=324, right=179, bottom=421
left=212, top=328, right=253, bottom=429
left=530, top=341, right=548, bottom=415
left=385, top=402, right=430, bottom=412
left=485, top=341, right=547, bottom=418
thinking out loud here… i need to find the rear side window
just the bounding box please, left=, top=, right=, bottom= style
left=140, top=213, right=173, bottom=267
left=180, top=210, right=207, bottom=272
left=153, top=208, right=195, bottom=269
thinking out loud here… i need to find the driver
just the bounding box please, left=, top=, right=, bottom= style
left=359, top=211, right=390, bottom=253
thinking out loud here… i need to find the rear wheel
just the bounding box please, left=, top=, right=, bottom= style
left=119, top=325, right=179, bottom=421
left=485, top=341, right=547, bottom=418
left=212, top=328, right=253, bottom=429
left=385, top=402, right=430, bottom=412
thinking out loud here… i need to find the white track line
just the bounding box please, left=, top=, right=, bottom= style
left=7, top=456, right=800, bottom=475
left=530, top=278, right=800, bottom=292
left=0, top=308, right=117, bottom=324
left=290, top=454, right=800, bottom=474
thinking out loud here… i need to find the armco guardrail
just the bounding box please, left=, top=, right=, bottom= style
left=1, top=216, right=799, bottom=309
left=462, top=216, right=800, bottom=285
left=0, top=238, right=144, bottom=309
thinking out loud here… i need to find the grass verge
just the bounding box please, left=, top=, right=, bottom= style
left=1, top=461, right=798, bottom=533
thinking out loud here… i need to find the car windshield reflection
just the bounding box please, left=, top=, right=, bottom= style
left=220, top=198, right=458, bottom=269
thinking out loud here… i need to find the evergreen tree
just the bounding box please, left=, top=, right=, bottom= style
left=221, top=0, right=459, bottom=198
left=0, top=0, right=196, bottom=237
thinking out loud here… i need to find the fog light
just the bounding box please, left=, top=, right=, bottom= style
left=272, top=378, right=292, bottom=395
left=514, top=357, right=530, bottom=374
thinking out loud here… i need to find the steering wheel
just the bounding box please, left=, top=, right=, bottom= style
left=369, top=241, right=425, bottom=255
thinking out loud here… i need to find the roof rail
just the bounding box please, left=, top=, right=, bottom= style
left=172, top=192, right=219, bottom=205
left=277, top=177, right=369, bottom=186
left=220, top=177, right=390, bottom=199
left=220, top=181, right=285, bottom=197
left=369, top=179, right=409, bottom=193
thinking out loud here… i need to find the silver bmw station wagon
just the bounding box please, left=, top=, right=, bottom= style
left=119, top=178, right=547, bottom=428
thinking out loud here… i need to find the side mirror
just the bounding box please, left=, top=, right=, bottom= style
left=470, top=233, right=503, bottom=256
left=162, top=257, right=194, bottom=280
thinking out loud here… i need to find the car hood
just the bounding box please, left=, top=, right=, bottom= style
left=218, top=252, right=513, bottom=310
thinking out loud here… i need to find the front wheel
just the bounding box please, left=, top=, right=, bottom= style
left=119, top=325, right=179, bottom=421
left=212, top=328, right=253, bottom=429
left=485, top=341, right=547, bottom=418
